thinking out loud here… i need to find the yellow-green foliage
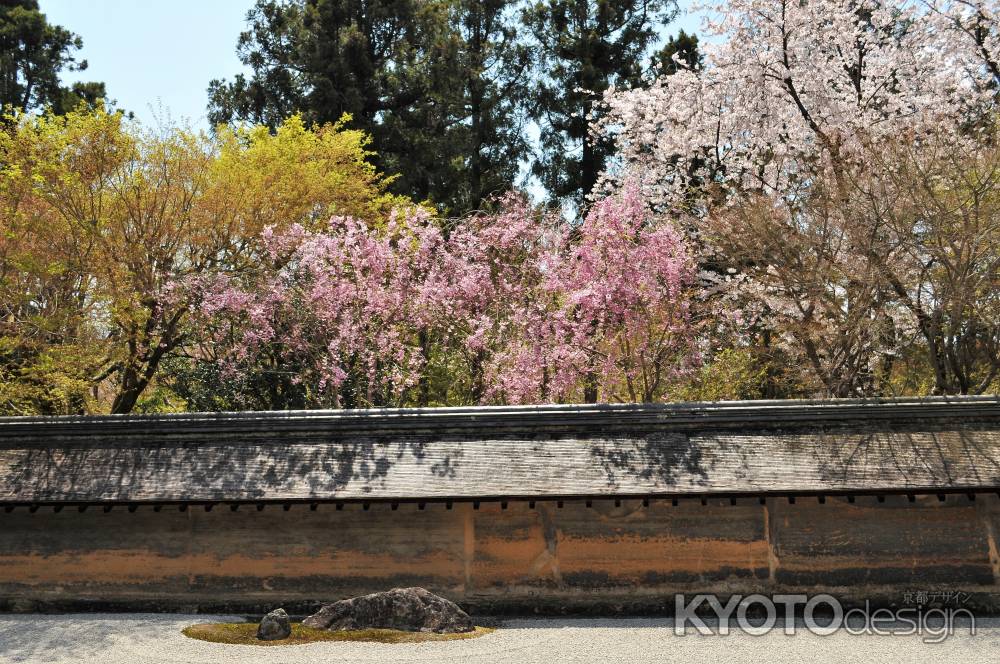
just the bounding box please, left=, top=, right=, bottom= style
left=207, top=114, right=413, bottom=235
left=0, top=105, right=413, bottom=414
left=0, top=337, right=101, bottom=415
left=671, top=348, right=772, bottom=402
left=181, top=622, right=495, bottom=646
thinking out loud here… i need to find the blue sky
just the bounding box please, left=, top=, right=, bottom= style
left=41, top=0, right=255, bottom=127
left=42, top=0, right=704, bottom=129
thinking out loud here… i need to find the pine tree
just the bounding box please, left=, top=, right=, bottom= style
left=653, top=29, right=702, bottom=75
left=449, top=0, right=532, bottom=212
left=521, top=0, right=678, bottom=215
left=208, top=0, right=531, bottom=214
left=0, top=0, right=105, bottom=113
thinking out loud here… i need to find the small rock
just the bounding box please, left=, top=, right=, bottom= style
left=256, top=608, right=291, bottom=641
left=303, top=587, right=473, bottom=633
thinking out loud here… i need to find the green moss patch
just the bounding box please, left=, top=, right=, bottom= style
left=181, top=622, right=495, bottom=646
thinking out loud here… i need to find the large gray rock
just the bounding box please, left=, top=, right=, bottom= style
left=256, top=608, right=291, bottom=641
left=303, top=587, right=474, bottom=633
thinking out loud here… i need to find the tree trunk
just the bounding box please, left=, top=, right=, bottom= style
left=580, top=99, right=598, bottom=205
left=583, top=369, right=598, bottom=404
left=468, top=4, right=485, bottom=210
left=417, top=328, right=431, bottom=407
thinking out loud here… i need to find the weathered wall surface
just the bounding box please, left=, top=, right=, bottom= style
left=3, top=494, right=1000, bottom=614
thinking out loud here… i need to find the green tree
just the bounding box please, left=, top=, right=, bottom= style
left=208, top=0, right=529, bottom=214
left=0, top=0, right=105, bottom=113
left=521, top=0, right=677, bottom=214
left=446, top=0, right=532, bottom=212
left=652, top=29, right=702, bottom=75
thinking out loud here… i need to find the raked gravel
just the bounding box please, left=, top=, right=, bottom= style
left=2, top=614, right=1000, bottom=664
